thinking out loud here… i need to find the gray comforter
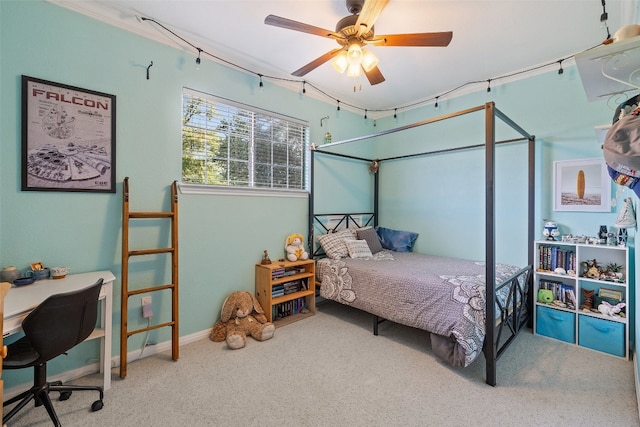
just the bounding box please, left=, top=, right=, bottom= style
left=317, top=251, right=524, bottom=367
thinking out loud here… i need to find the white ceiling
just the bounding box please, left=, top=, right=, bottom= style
left=50, top=0, right=636, bottom=115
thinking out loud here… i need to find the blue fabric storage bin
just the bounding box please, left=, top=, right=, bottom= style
left=578, top=315, right=625, bottom=357
left=536, top=305, right=575, bottom=343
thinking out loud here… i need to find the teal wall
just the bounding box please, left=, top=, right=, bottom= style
left=0, top=0, right=369, bottom=387
left=1, top=0, right=638, bottom=396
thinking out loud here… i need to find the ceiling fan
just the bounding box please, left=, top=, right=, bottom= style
left=264, top=0, right=453, bottom=86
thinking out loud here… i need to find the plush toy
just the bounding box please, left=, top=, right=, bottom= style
left=537, top=289, right=553, bottom=304
left=210, top=291, right=275, bottom=349
left=285, top=233, right=309, bottom=262
left=598, top=301, right=626, bottom=317
left=582, top=259, right=601, bottom=279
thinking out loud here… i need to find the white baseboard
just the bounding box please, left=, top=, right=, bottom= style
left=4, top=328, right=211, bottom=400
left=121, top=328, right=210, bottom=365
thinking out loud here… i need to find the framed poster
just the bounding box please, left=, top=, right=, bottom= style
left=21, top=75, right=116, bottom=192
left=553, top=158, right=611, bottom=212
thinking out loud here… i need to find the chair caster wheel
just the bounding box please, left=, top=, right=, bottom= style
left=59, top=391, right=72, bottom=401
left=91, top=400, right=103, bottom=412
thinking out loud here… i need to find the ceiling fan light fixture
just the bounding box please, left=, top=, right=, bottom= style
left=346, top=63, right=361, bottom=78
left=265, top=0, right=453, bottom=87
left=361, top=49, right=378, bottom=72
left=331, top=51, right=349, bottom=73
left=347, top=42, right=363, bottom=65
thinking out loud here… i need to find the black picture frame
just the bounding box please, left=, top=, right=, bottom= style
left=21, top=75, right=116, bottom=193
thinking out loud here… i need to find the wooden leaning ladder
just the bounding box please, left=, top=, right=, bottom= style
left=120, top=177, right=179, bottom=379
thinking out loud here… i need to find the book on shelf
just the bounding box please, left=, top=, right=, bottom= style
left=538, top=279, right=575, bottom=309
left=599, top=287, right=623, bottom=301
left=272, top=296, right=307, bottom=320
left=272, top=278, right=310, bottom=297
left=537, top=245, right=576, bottom=272
left=271, top=265, right=307, bottom=280
left=271, top=267, right=285, bottom=279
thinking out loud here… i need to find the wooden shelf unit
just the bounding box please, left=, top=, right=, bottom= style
left=255, top=259, right=315, bottom=327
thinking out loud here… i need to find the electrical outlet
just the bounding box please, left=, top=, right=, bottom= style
left=141, top=296, right=153, bottom=318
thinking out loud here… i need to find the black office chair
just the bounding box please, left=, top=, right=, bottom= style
left=3, top=279, right=105, bottom=426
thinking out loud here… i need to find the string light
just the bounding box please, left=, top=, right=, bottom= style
left=140, top=16, right=597, bottom=120
left=557, top=59, right=564, bottom=75
left=364, top=109, right=367, bottom=120
left=601, top=0, right=611, bottom=40
left=195, top=48, right=202, bottom=69
left=393, top=108, right=397, bottom=119
left=302, top=81, right=306, bottom=94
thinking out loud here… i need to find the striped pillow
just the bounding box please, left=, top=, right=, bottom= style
left=346, top=239, right=373, bottom=259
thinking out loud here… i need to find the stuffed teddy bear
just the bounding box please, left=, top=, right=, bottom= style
left=210, top=291, right=275, bottom=349
left=285, top=233, right=309, bottom=262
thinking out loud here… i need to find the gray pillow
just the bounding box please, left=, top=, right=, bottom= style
left=356, top=227, right=384, bottom=254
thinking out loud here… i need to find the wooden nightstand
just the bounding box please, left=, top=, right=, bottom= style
left=255, top=259, right=315, bottom=327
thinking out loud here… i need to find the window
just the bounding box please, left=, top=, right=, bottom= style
left=181, top=88, right=309, bottom=194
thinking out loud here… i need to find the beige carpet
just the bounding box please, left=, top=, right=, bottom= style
left=6, top=300, right=639, bottom=426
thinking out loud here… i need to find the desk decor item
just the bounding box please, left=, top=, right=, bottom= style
left=1, top=266, right=20, bottom=283
left=30, top=261, right=50, bottom=280
left=51, top=266, right=70, bottom=279
left=21, top=75, right=116, bottom=193
left=13, top=276, right=36, bottom=287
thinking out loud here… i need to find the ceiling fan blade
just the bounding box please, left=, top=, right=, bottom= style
left=370, top=32, right=453, bottom=47
left=265, top=14, right=342, bottom=39
left=355, top=0, right=389, bottom=37
left=291, top=48, right=344, bottom=77
left=364, top=66, right=385, bottom=85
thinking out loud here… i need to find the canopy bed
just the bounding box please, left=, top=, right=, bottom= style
left=307, top=102, right=535, bottom=386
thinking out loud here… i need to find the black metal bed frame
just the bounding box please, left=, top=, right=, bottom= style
left=308, top=102, right=535, bottom=386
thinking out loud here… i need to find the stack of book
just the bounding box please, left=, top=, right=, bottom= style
left=271, top=279, right=308, bottom=298
left=538, top=245, right=576, bottom=272
left=272, top=297, right=306, bottom=320
left=272, top=284, right=285, bottom=298
left=538, top=279, right=576, bottom=309
left=271, top=266, right=305, bottom=280
left=271, top=267, right=285, bottom=280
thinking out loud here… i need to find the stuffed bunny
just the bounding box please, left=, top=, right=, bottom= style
left=210, top=291, right=275, bottom=349
left=598, top=301, right=626, bottom=317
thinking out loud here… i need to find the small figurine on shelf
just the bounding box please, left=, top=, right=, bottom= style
left=580, top=289, right=594, bottom=311
left=618, top=228, right=628, bottom=247
left=598, top=225, right=608, bottom=244
left=260, top=250, right=272, bottom=265
left=542, top=221, right=560, bottom=241
left=582, top=259, right=601, bottom=279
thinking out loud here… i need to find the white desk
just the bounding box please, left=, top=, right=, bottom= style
left=3, top=271, right=114, bottom=390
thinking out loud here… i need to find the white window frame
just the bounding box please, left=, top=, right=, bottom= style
left=179, top=88, right=310, bottom=197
